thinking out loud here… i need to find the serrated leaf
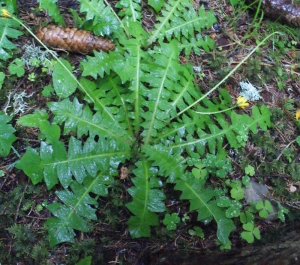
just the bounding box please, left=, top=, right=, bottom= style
left=48, top=97, right=131, bottom=143
left=56, top=181, right=98, bottom=221
left=0, top=112, right=16, bottom=157
left=126, top=159, right=165, bottom=238
left=17, top=137, right=130, bottom=189
left=142, top=144, right=186, bottom=183
left=148, top=0, right=165, bottom=12
left=53, top=59, right=77, bottom=98
left=175, top=177, right=235, bottom=245
left=147, top=0, right=216, bottom=52
left=116, top=0, right=142, bottom=21
left=45, top=173, right=112, bottom=246
left=38, top=0, right=65, bottom=25
left=79, top=0, right=119, bottom=35
left=45, top=202, right=89, bottom=246
left=18, top=110, right=60, bottom=144
left=80, top=0, right=105, bottom=20
left=0, top=18, right=23, bottom=61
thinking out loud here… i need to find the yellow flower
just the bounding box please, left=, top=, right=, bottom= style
left=296, top=109, right=300, bottom=120
left=236, top=96, right=249, bottom=109
left=1, top=9, right=11, bottom=18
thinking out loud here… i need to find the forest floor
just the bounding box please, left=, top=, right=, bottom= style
left=1, top=0, right=300, bottom=264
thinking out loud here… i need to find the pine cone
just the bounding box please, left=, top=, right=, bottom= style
left=36, top=25, right=115, bottom=53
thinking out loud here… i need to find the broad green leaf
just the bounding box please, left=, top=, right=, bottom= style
left=45, top=217, right=77, bottom=246
left=217, top=218, right=235, bottom=245
left=76, top=256, right=92, bottom=265
left=0, top=112, right=16, bottom=157
left=53, top=59, right=77, bottom=98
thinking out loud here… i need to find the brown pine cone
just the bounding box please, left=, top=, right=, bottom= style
left=36, top=25, right=115, bottom=53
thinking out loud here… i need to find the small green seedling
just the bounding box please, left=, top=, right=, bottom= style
left=242, top=175, right=250, bottom=187
left=230, top=186, right=244, bottom=200
left=240, top=210, right=254, bottom=224
left=256, top=200, right=273, bottom=218
left=188, top=226, right=204, bottom=238
left=42, top=85, right=54, bottom=97
left=277, top=202, right=289, bottom=222
left=245, top=165, right=255, bottom=176
left=163, top=213, right=180, bottom=230
left=28, top=73, right=36, bottom=82
left=29, top=58, right=41, bottom=67
left=241, top=222, right=261, bottom=243
left=8, top=58, right=25, bottom=77
left=181, top=213, right=190, bottom=223
left=225, top=200, right=242, bottom=218
left=192, top=163, right=207, bottom=180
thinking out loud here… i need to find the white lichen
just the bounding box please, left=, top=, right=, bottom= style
left=239, top=80, right=261, bottom=101
left=21, top=43, right=57, bottom=73
left=3, top=91, right=34, bottom=116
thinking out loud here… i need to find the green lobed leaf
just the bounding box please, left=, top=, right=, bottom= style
left=163, top=213, right=180, bottom=230
left=18, top=109, right=60, bottom=144
left=241, top=231, right=254, bottom=243
left=0, top=111, right=16, bottom=157
left=8, top=58, right=25, bottom=77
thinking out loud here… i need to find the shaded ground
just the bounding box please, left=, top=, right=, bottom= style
left=1, top=0, right=300, bottom=264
